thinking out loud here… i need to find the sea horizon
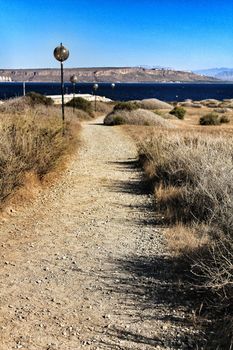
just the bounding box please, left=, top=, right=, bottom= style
left=0, top=81, right=233, bottom=102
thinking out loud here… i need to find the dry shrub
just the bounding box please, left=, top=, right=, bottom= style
left=138, top=131, right=233, bottom=224
left=220, top=101, right=233, bottom=109
left=0, top=104, right=80, bottom=206
left=65, top=106, right=92, bottom=120
left=140, top=98, right=172, bottom=110
left=159, top=112, right=178, bottom=120
left=0, top=97, right=31, bottom=114
left=104, top=109, right=176, bottom=127
left=136, top=128, right=233, bottom=347
left=0, top=94, right=54, bottom=115
left=214, top=108, right=231, bottom=113
left=180, top=102, right=202, bottom=108
left=200, top=112, right=220, bottom=125
left=164, top=223, right=209, bottom=255
left=200, top=112, right=231, bottom=125
left=155, top=184, right=187, bottom=222
left=90, top=101, right=113, bottom=114
left=199, top=99, right=220, bottom=108
left=220, top=114, right=230, bottom=124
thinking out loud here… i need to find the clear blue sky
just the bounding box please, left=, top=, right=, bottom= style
left=0, top=0, right=233, bottom=70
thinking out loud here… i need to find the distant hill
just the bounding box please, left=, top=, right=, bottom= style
left=0, top=67, right=218, bottom=83
left=195, top=68, right=233, bottom=81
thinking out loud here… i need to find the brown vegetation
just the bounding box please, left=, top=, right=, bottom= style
left=0, top=97, right=84, bottom=209
left=90, top=101, right=114, bottom=115
left=126, top=101, right=233, bottom=349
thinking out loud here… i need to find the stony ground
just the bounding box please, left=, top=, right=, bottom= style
left=0, top=117, right=204, bottom=349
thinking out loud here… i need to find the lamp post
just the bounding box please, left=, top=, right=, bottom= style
left=53, top=43, right=69, bottom=135
left=23, top=82, right=26, bottom=96
left=70, top=74, right=78, bottom=113
left=93, top=83, right=98, bottom=112
left=111, top=83, right=115, bottom=100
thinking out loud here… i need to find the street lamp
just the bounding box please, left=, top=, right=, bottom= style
left=70, top=74, right=78, bottom=113
left=23, top=82, right=26, bottom=96
left=53, top=43, right=69, bottom=135
left=93, top=83, right=98, bottom=112
left=111, top=83, right=115, bottom=100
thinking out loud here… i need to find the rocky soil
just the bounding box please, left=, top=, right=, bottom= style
left=0, top=117, right=204, bottom=349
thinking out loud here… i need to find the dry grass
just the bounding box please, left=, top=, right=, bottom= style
left=0, top=96, right=31, bottom=114
left=164, top=223, right=209, bottom=254
left=128, top=125, right=233, bottom=348
left=137, top=130, right=233, bottom=230
left=65, top=106, right=92, bottom=120
left=0, top=99, right=83, bottom=208
left=90, top=101, right=114, bottom=115
left=174, top=103, right=233, bottom=128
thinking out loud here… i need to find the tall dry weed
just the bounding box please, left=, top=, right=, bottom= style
left=138, top=131, right=233, bottom=223
left=135, top=128, right=233, bottom=347
left=0, top=104, right=80, bottom=205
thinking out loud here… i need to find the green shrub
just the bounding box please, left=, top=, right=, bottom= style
left=26, top=92, right=54, bottom=106
left=200, top=113, right=220, bottom=125
left=113, top=101, right=141, bottom=111
left=169, top=106, right=186, bottom=119
left=66, top=97, right=93, bottom=114
left=112, top=116, right=125, bottom=125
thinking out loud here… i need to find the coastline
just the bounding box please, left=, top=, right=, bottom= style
left=47, top=93, right=112, bottom=104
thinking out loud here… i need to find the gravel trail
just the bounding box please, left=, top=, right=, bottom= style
left=0, top=117, right=202, bottom=349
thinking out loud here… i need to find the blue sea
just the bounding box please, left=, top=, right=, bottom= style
left=0, top=82, right=233, bottom=102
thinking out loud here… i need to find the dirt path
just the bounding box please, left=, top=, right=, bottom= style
left=0, top=117, right=202, bottom=350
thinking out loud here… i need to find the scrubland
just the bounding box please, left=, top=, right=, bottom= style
left=103, top=98, right=233, bottom=348
left=0, top=94, right=92, bottom=209
left=120, top=100, right=233, bottom=349
left=2, top=93, right=233, bottom=347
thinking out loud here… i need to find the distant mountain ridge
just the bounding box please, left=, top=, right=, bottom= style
left=194, top=68, right=233, bottom=81
left=0, top=67, right=218, bottom=83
